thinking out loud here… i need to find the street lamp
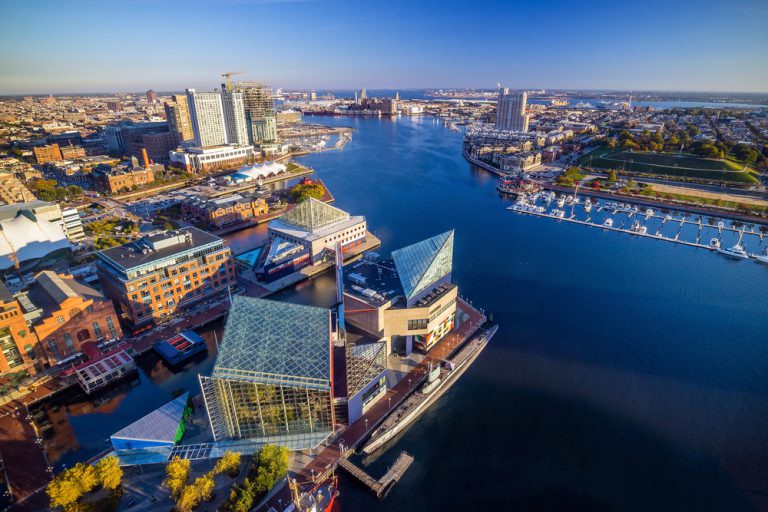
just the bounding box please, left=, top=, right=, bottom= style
left=365, top=418, right=368, bottom=430
left=388, top=397, right=392, bottom=409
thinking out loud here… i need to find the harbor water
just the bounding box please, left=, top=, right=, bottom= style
left=32, top=115, right=768, bottom=511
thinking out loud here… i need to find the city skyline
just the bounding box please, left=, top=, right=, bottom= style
left=2, top=0, right=767, bottom=95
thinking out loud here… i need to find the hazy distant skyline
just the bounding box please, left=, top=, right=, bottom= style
left=2, top=0, right=767, bottom=95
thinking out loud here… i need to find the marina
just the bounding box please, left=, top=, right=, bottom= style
left=506, top=190, right=768, bottom=262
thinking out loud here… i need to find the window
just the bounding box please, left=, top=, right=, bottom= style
left=408, top=319, right=428, bottom=330
left=76, top=329, right=91, bottom=342
left=56, top=315, right=65, bottom=324
left=63, top=332, right=74, bottom=350
left=106, top=317, right=118, bottom=339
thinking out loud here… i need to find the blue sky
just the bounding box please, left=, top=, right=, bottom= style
left=1, top=0, right=766, bottom=94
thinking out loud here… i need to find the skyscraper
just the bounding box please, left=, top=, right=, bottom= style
left=232, top=82, right=278, bottom=143
left=221, top=88, right=249, bottom=146
left=495, top=89, right=529, bottom=132
left=146, top=89, right=157, bottom=103
left=164, top=94, right=194, bottom=144
left=360, top=88, right=367, bottom=100
left=186, top=89, right=227, bottom=148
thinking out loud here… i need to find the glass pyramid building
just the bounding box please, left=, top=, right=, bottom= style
left=392, top=229, right=454, bottom=303
left=279, top=197, right=350, bottom=233
left=200, top=296, right=335, bottom=448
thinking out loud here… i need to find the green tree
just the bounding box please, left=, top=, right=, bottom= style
left=225, top=479, right=254, bottom=512
left=163, top=456, right=191, bottom=499
left=95, top=456, right=123, bottom=491
left=214, top=451, right=242, bottom=476
left=251, top=445, right=289, bottom=494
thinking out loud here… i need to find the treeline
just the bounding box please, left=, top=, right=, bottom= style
left=29, top=179, right=83, bottom=202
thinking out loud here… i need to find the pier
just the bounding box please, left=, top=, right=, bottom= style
left=338, top=451, right=415, bottom=497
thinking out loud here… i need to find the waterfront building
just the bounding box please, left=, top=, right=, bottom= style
left=263, top=198, right=366, bottom=282
left=169, top=145, right=253, bottom=173
left=199, top=296, right=336, bottom=449
left=186, top=89, right=228, bottom=148
left=232, top=82, right=278, bottom=143
left=73, top=345, right=136, bottom=394
left=495, top=89, right=530, bottom=132
left=27, top=270, right=122, bottom=366
left=182, top=193, right=268, bottom=229
left=95, top=227, right=236, bottom=331
left=33, top=143, right=63, bottom=164
left=164, top=95, right=194, bottom=144
left=343, top=230, right=458, bottom=355
left=221, top=90, right=249, bottom=147
left=110, top=392, right=192, bottom=451
left=276, top=109, right=302, bottom=124
left=0, top=209, right=70, bottom=272
left=0, top=171, right=36, bottom=205
left=0, top=281, right=41, bottom=375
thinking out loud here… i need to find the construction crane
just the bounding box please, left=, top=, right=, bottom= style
left=221, top=71, right=245, bottom=92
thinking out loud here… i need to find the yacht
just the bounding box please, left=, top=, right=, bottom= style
left=630, top=221, right=647, bottom=235
left=645, top=208, right=654, bottom=218
left=717, top=221, right=725, bottom=231
left=556, top=195, right=566, bottom=208
left=717, top=242, right=749, bottom=259
left=603, top=218, right=614, bottom=228
left=584, top=200, right=593, bottom=213
left=709, top=238, right=721, bottom=249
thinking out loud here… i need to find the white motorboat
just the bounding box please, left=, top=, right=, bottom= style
left=603, top=218, right=614, bottom=228
left=717, top=243, right=748, bottom=259
left=709, top=238, right=721, bottom=249
left=584, top=201, right=593, bottom=212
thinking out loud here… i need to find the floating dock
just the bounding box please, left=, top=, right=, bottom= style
left=338, top=451, right=415, bottom=498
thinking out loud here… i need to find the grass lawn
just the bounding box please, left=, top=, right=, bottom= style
left=579, top=145, right=759, bottom=184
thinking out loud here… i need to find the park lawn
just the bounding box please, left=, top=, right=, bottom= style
left=579, top=146, right=759, bottom=185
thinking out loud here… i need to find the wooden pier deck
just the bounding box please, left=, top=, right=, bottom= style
left=338, top=451, right=415, bottom=497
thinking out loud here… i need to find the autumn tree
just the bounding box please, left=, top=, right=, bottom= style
left=607, top=169, right=618, bottom=182
left=214, top=451, right=242, bottom=477
left=196, top=473, right=215, bottom=502
left=46, top=473, right=83, bottom=511
left=163, top=456, right=191, bottom=500
left=176, top=484, right=201, bottom=512
left=95, top=456, right=123, bottom=491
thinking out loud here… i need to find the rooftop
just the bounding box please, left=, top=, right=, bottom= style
left=111, top=392, right=189, bottom=444
left=97, top=227, right=224, bottom=272
left=278, top=197, right=349, bottom=233
left=212, top=296, right=332, bottom=389
left=392, top=230, right=454, bottom=300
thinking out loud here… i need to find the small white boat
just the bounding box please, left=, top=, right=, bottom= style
left=751, top=248, right=768, bottom=264
left=709, top=238, right=721, bottom=249
left=717, top=221, right=725, bottom=231
left=584, top=201, right=593, bottom=213
left=556, top=196, right=566, bottom=208
left=631, top=221, right=647, bottom=235
left=717, top=243, right=748, bottom=259
left=645, top=208, right=654, bottom=218
left=603, top=218, right=614, bottom=228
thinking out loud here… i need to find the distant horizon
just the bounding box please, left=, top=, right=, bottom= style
left=2, top=87, right=768, bottom=98
left=2, top=0, right=766, bottom=96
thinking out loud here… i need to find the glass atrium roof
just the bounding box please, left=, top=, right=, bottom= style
left=279, top=197, right=350, bottom=233
left=111, top=392, right=189, bottom=443
left=392, top=230, right=454, bottom=300
left=212, top=296, right=332, bottom=389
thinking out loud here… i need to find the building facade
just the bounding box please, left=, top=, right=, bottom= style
left=232, top=82, right=278, bottom=143
left=96, top=228, right=236, bottom=331
left=169, top=145, right=253, bottom=173
left=221, top=90, right=249, bottom=147
left=182, top=194, right=269, bottom=229
left=495, top=89, right=530, bottom=132
left=33, top=144, right=63, bottom=164
left=59, top=145, right=86, bottom=160
left=186, top=89, right=228, bottom=148
left=91, top=163, right=156, bottom=194
left=28, top=271, right=122, bottom=366
left=164, top=95, right=194, bottom=144
left=0, top=282, right=40, bottom=375
left=200, top=297, right=335, bottom=449
left=0, top=172, right=36, bottom=205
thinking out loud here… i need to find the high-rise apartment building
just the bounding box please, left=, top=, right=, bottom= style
left=221, top=89, right=249, bottom=146
left=164, top=94, right=194, bottom=144
left=495, top=89, right=530, bottom=132
left=186, top=89, right=228, bottom=148
left=146, top=89, right=158, bottom=103
left=232, top=82, right=278, bottom=143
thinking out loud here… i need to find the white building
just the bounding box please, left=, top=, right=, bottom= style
left=221, top=90, right=249, bottom=146
left=495, top=89, right=530, bottom=132
left=186, top=89, right=228, bottom=148
left=169, top=145, right=253, bottom=173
